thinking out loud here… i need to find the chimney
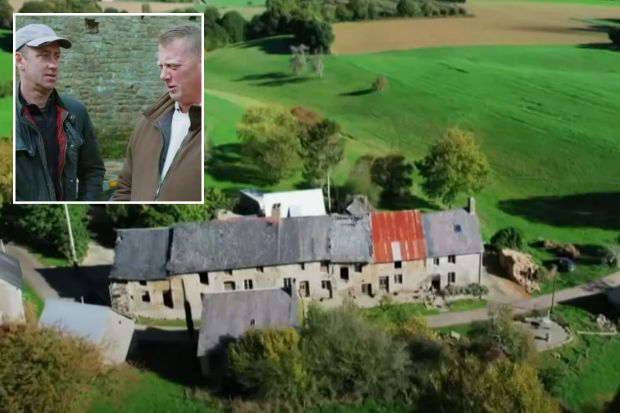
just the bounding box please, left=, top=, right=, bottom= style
left=271, top=203, right=281, bottom=220
left=467, top=197, right=476, bottom=215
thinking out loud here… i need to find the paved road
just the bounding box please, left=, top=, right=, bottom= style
left=426, top=271, right=620, bottom=328
left=6, top=244, right=59, bottom=299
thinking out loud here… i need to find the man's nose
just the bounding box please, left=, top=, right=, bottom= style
left=160, top=67, right=170, bottom=80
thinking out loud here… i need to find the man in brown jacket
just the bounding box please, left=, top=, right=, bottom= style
left=112, top=26, right=202, bottom=201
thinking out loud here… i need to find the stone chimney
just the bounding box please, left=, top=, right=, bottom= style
left=271, top=203, right=282, bottom=220
left=467, top=197, right=476, bottom=215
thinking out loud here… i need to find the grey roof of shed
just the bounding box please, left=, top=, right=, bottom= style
left=329, top=215, right=372, bottom=262
left=0, top=251, right=23, bottom=289
left=109, top=227, right=171, bottom=280
left=197, top=288, right=298, bottom=357
left=168, top=217, right=332, bottom=273
left=422, top=209, right=484, bottom=258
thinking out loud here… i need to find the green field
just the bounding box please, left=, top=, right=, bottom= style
left=205, top=40, right=620, bottom=247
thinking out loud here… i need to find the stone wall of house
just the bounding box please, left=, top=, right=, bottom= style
left=425, top=253, right=482, bottom=288
left=15, top=15, right=201, bottom=157
left=0, top=280, right=25, bottom=322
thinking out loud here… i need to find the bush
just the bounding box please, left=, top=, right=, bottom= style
left=372, top=75, right=388, bottom=92
left=301, top=304, right=411, bottom=401
left=444, top=283, right=489, bottom=297
left=220, top=10, right=247, bottom=43
left=490, top=227, right=524, bottom=251
left=610, top=28, right=620, bottom=47
left=289, top=17, right=334, bottom=53
left=0, top=140, right=11, bottom=205
left=228, top=328, right=311, bottom=403
left=0, top=321, right=107, bottom=413
left=205, top=18, right=229, bottom=51
left=397, top=0, right=419, bottom=17
left=19, top=0, right=54, bottom=12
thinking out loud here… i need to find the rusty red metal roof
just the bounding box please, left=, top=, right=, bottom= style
left=370, top=211, right=426, bottom=263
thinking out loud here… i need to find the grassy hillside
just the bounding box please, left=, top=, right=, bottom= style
left=205, top=39, right=620, bottom=246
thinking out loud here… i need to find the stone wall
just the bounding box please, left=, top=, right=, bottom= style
left=15, top=15, right=201, bottom=158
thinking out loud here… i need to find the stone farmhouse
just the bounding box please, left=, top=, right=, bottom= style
left=108, top=199, right=483, bottom=320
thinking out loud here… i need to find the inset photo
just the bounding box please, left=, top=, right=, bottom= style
left=13, top=13, right=204, bottom=203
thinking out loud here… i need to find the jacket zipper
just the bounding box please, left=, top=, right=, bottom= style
left=23, top=118, right=56, bottom=200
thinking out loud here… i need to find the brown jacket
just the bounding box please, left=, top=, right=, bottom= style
left=112, top=93, right=202, bottom=201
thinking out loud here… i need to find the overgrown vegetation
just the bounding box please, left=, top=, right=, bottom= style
left=0, top=320, right=111, bottom=413
left=491, top=227, right=525, bottom=250
left=218, top=304, right=560, bottom=412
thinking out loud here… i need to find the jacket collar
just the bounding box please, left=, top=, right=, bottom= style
left=17, top=85, right=68, bottom=116
left=144, top=93, right=201, bottom=131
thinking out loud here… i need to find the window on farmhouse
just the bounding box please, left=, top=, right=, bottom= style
left=448, top=272, right=456, bottom=283
left=283, top=277, right=292, bottom=290
left=244, top=279, right=254, bottom=290
left=199, top=272, right=209, bottom=285
left=340, top=267, right=349, bottom=281
left=224, top=281, right=236, bottom=291
left=141, top=292, right=150, bottom=302
left=433, top=257, right=440, bottom=266
left=300, top=263, right=305, bottom=270
left=226, top=269, right=233, bottom=275
left=448, top=255, right=456, bottom=264
left=163, top=289, right=173, bottom=308
left=394, top=261, right=402, bottom=269
left=394, top=274, right=403, bottom=284
left=139, top=281, right=147, bottom=286
left=320, top=261, right=329, bottom=272
left=257, top=266, right=264, bottom=272
left=354, top=264, right=363, bottom=272
left=321, top=280, right=331, bottom=290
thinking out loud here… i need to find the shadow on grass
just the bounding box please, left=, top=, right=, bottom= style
left=237, top=35, right=295, bottom=55
left=0, top=31, right=10, bottom=53
left=206, top=143, right=274, bottom=186
left=235, top=71, right=290, bottom=82
left=560, top=294, right=620, bottom=321
left=129, top=329, right=204, bottom=387
left=578, top=42, right=619, bottom=51
left=379, top=192, right=440, bottom=211
left=36, top=265, right=112, bottom=305
left=340, top=88, right=374, bottom=97
left=498, top=192, right=620, bottom=231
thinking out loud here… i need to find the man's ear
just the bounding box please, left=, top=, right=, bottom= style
left=15, top=52, right=25, bottom=71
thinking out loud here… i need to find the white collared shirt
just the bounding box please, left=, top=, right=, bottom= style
left=161, top=101, right=191, bottom=180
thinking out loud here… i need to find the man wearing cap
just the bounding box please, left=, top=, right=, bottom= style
left=15, top=24, right=105, bottom=202
left=112, top=25, right=202, bottom=202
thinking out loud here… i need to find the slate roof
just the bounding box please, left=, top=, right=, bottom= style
left=329, top=215, right=372, bottom=262
left=168, top=217, right=331, bottom=274
left=370, top=211, right=426, bottom=263
left=109, top=227, right=171, bottom=280
left=197, top=288, right=298, bottom=357
left=0, top=251, right=23, bottom=289
left=422, top=209, right=484, bottom=258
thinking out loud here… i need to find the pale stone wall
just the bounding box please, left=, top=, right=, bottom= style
left=425, top=253, right=482, bottom=288
left=0, top=280, right=25, bottom=322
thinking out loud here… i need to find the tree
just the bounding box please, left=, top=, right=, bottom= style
left=309, top=53, right=325, bottom=78
left=237, top=106, right=301, bottom=183
left=344, top=154, right=381, bottom=207
left=0, top=140, right=11, bottom=205
left=289, top=17, right=334, bottom=53
left=0, top=321, right=107, bottom=413
left=491, top=227, right=524, bottom=251
left=397, top=0, right=420, bottom=17
left=430, top=356, right=560, bottom=413
left=372, top=75, right=388, bottom=92
left=370, top=153, right=414, bottom=198
left=290, top=44, right=309, bottom=75
left=0, top=0, right=12, bottom=28
left=348, top=0, right=370, bottom=20
left=299, top=119, right=345, bottom=209
left=204, top=17, right=229, bottom=50
left=9, top=205, right=90, bottom=261
left=20, top=0, right=100, bottom=12
left=220, top=10, right=247, bottom=43
left=19, top=1, right=54, bottom=12
left=416, top=127, right=490, bottom=206
left=610, top=28, right=620, bottom=48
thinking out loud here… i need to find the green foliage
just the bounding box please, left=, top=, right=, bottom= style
left=469, top=305, right=537, bottom=363
left=302, top=304, right=412, bottom=402
left=237, top=106, right=301, bottom=183
left=0, top=139, right=10, bottom=206
left=610, top=28, right=620, bottom=47
left=344, top=154, right=381, bottom=207
left=443, top=283, right=489, bottom=297
left=228, top=328, right=311, bottom=402
left=491, top=227, right=524, bottom=251
left=370, top=153, right=414, bottom=198
left=205, top=18, right=230, bottom=51
left=0, top=321, right=107, bottom=413
left=416, top=127, right=490, bottom=206
left=397, top=0, right=421, bottom=17
left=10, top=205, right=89, bottom=261
left=220, top=11, right=247, bottom=43
left=372, top=75, right=388, bottom=92
left=105, top=188, right=233, bottom=228
left=290, top=17, right=334, bottom=53
left=299, top=118, right=345, bottom=187
left=429, top=356, right=560, bottom=413
left=0, top=0, right=11, bottom=28
left=19, top=0, right=100, bottom=12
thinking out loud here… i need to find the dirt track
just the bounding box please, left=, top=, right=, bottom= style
left=332, top=1, right=620, bottom=54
